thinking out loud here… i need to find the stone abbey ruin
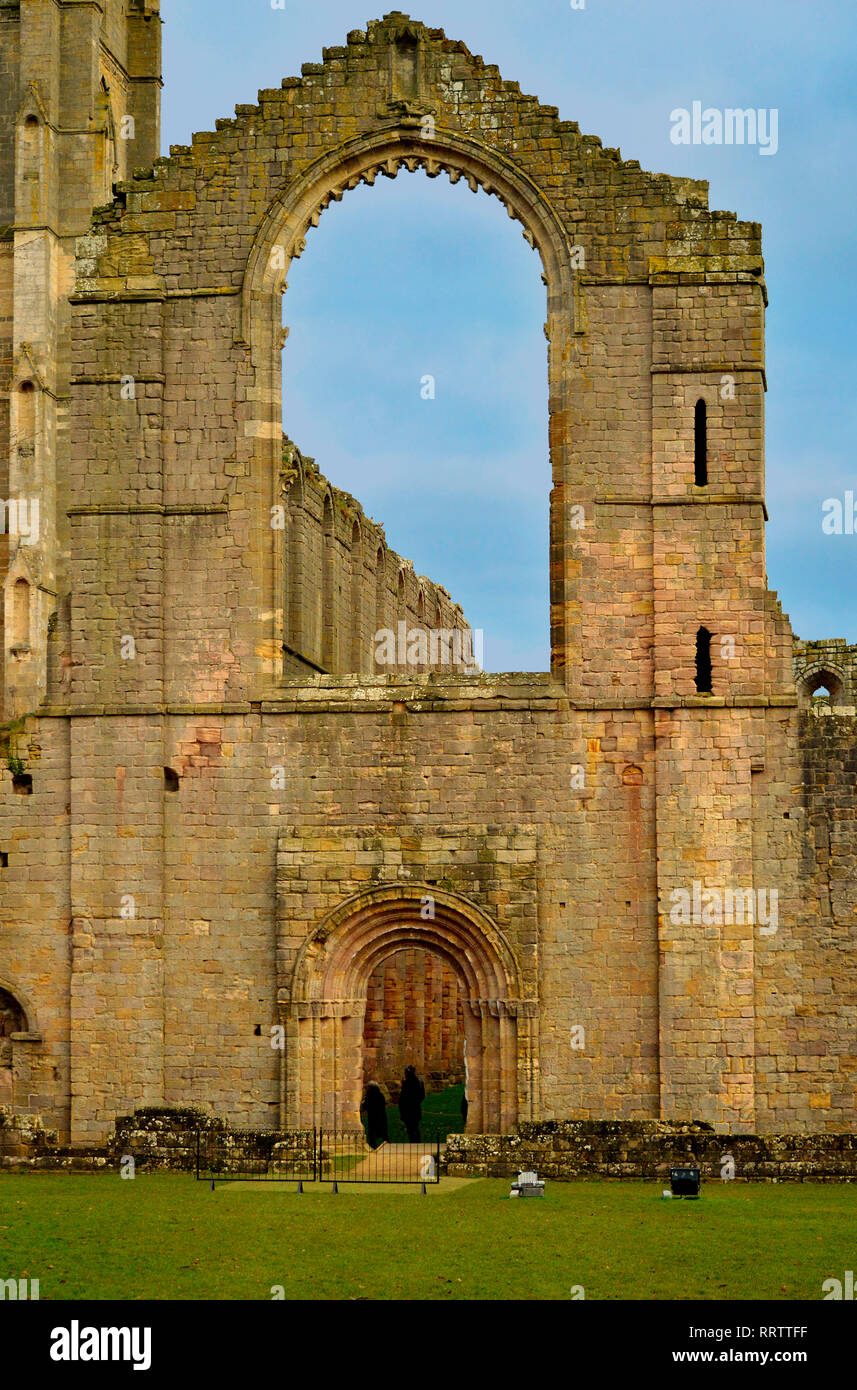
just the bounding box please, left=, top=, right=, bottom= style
left=1, top=4, right=856, bottom=1156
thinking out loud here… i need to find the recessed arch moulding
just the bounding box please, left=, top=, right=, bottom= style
left=276, top=831, right=540, bottom=1134
left=284, top=888, right=531, bottom=1132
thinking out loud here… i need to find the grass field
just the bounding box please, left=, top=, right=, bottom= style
left=1, top=1174, right=855, bottom=1300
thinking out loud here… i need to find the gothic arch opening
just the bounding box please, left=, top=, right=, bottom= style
left=286, top=888, right=528, bottom=1134
left=280, top=167, right=549, bottom=674
left=798, top=665, right=845, bottom=706
left=243, top=128, right=577, bottom=684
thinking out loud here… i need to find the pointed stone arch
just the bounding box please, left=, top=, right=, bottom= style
left=0, top=977, right=35, bottom=1034
left=284, top=885, right=531, bottom=1133
left=797, top=661, right=848, bottom=706
left=5, top=547, right=36, bottom=648
left=242, top=122, right=577, bottom=682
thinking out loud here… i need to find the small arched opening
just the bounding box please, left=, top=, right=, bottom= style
left=350, top=520, right=363, bottom=673
left=16, top=380, right=36, bottom=455
left=374, top=545, right=387, bottom=672
left=799, top=667, right=845, bottom=707
left=11, top=577, right=31, bottom=649
left=321, top=492, right=336, bottom=671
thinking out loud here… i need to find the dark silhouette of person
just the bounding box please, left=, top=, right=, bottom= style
left=360, top=1082, right=389, bottom=1150
left=398, top=1065, right=426, bottom=1142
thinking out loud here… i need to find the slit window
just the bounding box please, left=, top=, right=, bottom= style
left=695, top=626, right=713, bottom=694
left=694, top=398, right=708, bottom=487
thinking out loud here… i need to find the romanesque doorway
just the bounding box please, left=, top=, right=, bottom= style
left=361, top=946, right=468, bottom=1142
left=285, top=886, right=527, bottom=1135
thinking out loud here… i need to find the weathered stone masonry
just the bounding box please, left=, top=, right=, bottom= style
left=0, top=10, right=855, bottom=1145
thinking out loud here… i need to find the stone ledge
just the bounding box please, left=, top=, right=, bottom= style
left=30, top=693, right=803, bottom=717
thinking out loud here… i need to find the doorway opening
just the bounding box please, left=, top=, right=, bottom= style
left=361, top=946, right=468, bottom=1143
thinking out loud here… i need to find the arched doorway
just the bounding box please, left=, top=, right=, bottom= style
left=0, top=986, right=27, bottom=1107
left=285, top=886, right=526, bottom=1133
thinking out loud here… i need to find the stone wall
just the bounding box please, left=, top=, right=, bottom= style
left=0, top=14, right=855, bottom=1147
left=6, top=1109, right=857, bottom=1183
left=0, top=1104, right=314, bottom=1172
left=0, top=3, right=17, bottom=233
left=0, top=2, right=18, bottom=713
left=794, top=638, right=857, bottom=707
left=445, top=1120, right=857, bottom=1181
left=1, top=0, right=162, bottom=720
left=279, top=437, right=469, bottom=677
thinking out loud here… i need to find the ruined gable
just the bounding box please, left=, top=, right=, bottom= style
left=0, top=12, right=854, bottom=1145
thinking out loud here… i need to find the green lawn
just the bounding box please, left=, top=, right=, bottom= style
left=1, top=1174, right=855, bottom=1300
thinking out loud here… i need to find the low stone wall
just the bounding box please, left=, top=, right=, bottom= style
left=0, top=1106, right=59, bottom=1162
left=444, top=1121, right=857, bottom=1181
left=0, top=1106, right=316, bottom=1173
left=5, top=1110, right=857, bottom=1179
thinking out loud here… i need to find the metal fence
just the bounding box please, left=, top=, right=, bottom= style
left=196, top=1128, right=442, bottom=1186
left=318, top=1130, right=442, bottom=1185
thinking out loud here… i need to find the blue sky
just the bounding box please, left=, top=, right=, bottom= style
left=163, top=1, right=857, bottom=670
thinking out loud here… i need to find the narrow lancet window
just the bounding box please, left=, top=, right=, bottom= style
left=694, top=398, right=708, bottom=487
left=695, top=626, right=713, bottom=694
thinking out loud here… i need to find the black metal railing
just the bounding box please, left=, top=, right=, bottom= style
left=318, top=1130, right=442, bottom=1185
left=195, top=1128, right=442, bottom=1186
